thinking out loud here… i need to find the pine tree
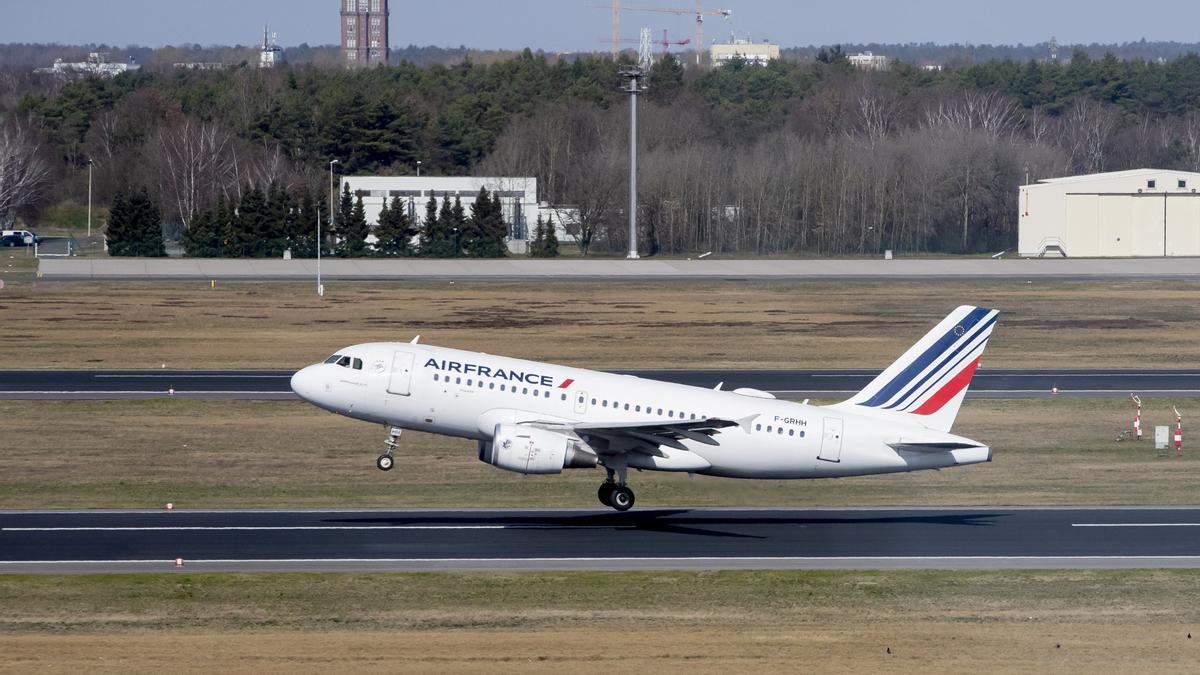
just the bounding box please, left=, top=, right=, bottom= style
left=107, top=186, right=165, bottom=257
left=293, top=187, right=317, bottom=258
left=339, top=192, right=370, bottom=257
left=529, top=214, right=546, bottom=257
left=236, top=186, right=267, bottom=257
left=105, top=189, right=133, bottom=256
left=375, top=196, right=416, bottom=256
left=217, top=195, right=238, bottom=257
left=450, top=195, right=466, bottom=257
left=336, top=182, right=352, bottom=253
left=264, top=182, right=290, bottom=257
left=420, top=193, right=440, bottom=256
left=465, top=187, right=491, bottom=257
left=542, top=213, right=559, bottom=257
left=183, top=207, right=221, bottom=257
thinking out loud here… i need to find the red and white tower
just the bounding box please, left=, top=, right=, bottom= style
left=340, top=0, right=389, bottom=68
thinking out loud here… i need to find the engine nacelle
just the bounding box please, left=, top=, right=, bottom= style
left=478, top=424, right=597, bottom=475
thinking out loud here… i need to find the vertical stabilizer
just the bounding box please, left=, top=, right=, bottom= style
left=832, top=306, right=999, bottom=433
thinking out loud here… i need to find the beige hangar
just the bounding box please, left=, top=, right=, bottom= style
left=1018, top=169, right=1200, bottom=257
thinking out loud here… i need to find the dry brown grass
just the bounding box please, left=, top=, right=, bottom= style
left=0, top=570, right=1197, bottom=673
left=0, top=397, right=1194, bottom=508
left=3, top=279, right=1199, bottom=369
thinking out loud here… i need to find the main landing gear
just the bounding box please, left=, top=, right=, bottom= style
left=597, top=466, right=635, bottom=512
left=377, top=426, right=402, bottom=471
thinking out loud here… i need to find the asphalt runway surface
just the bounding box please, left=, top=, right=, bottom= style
left=2, top=368, right=1198, bottom=400
left=3, top=508, right=1199, bottom=573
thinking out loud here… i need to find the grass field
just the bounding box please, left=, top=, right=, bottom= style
left=0, top=396, right=1193, bottom=508
left=1, top=570, right=1197, bottom=672
left=2, top=277, right=1199, bottom=369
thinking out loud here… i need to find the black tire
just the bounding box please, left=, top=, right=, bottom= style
left=610, top=486, right=635, bottom=512
left=597, top=482, right=616, bottom=507
left=376, top=454, right=394, bottom=471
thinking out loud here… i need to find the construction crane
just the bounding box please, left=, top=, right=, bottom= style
left=609, top=1, right=732, bottom=67
left=600, top=30, right=692, bottom=56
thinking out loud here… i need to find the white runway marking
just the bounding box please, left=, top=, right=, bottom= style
left=1072, top=523, right=1200, bottom=528
left=3, top=555, right=1200, bottom=565
left=93, top=375, right=291, bottom=379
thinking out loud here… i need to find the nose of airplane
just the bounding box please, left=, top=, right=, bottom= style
left=290, top=365, right=318, bottom=401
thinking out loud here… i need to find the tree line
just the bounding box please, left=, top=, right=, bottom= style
left=139, top=184, right=517, bottom=258
left=13, top=48, right=1200, bottom=254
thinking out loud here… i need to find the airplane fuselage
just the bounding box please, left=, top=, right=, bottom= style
left=290, top=342, right=991, bottom=480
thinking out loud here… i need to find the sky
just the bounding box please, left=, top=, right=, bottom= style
left=4, top=1, right=1200, bottom=51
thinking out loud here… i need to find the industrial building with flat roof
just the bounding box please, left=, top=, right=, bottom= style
left=1019, top=169, right=1200, bottom=257
left=710, top=40, right=780, bottom=66
left=340, top=176, right=572, bottom=251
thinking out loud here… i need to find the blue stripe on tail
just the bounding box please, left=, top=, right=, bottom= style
left=859, top=307, right=990, bottom=408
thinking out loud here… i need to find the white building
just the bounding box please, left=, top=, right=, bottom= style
left=848, top=52, right=890, bottom=71
left=1019, top=169, right=1200, bottom=257
left=260, top=27, right=284, bottom=69
left=340, top=176, right=570, bottom=250
left=37, top=53, right=140, bottom=79
left=711, top=40, right=780, bottom=66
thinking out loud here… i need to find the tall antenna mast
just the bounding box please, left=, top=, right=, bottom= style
left=638, top=27, right=653, bottom=69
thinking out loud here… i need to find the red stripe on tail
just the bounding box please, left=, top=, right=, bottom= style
left=912, top=357, right=981, bottom=416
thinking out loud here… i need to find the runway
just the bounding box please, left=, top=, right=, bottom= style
left=2, top=368, right=1198, bottom=400
left=3, top=508, right=1199, bottom=573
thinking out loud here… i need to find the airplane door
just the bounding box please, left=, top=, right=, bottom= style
left=818, top=417, right=843, bottom=463
left=387, top=351, right=415, bottom=396
left=574, top=390, right=588, bottom=415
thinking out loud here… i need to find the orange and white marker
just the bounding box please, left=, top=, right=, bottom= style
left=1132, top=394, right=1143, bottom=441
left=175, top=558, right=184, bottom=568
left=1051, top=386, right=1059, bottom=395
left=168, top=387, right=175, bottom=396
left=165, top=502, right=174, bottom=510
left=1174, top=406, right=1183, bottom=456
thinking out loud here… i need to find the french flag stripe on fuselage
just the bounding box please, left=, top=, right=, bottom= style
left=859, top=307, right=991, bottom=408
left=883, top=314, right=997, bottom=411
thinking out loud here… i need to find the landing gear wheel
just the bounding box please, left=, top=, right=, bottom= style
left=597, top=482, right=616, bottom=507
left=376, top=454, right=394, bottom=471
left=609, top=485, right=635, bottom=512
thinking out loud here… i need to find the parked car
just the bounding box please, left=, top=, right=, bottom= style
left=0, top=230, right=38, bottom=246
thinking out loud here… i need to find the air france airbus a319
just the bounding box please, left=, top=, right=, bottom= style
left=290, top=305, right=998, bottom=511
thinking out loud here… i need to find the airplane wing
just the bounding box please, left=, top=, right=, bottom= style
left=569, top=417, right=740, bottom=456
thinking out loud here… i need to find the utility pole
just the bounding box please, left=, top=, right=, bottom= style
left=86, top=158, right=94, bottom=238
left=620, top=68, right=644, bottom=259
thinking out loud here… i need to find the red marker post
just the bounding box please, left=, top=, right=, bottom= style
left=1132, top=394, right=1143, bottom=441
left=1174, top=406, right=1183, bottom=457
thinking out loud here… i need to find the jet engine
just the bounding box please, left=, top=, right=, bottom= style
left=478, top=424, right=597, bottom=475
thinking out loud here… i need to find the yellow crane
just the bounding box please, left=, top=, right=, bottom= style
left=608, top=1, right=733, bottom=66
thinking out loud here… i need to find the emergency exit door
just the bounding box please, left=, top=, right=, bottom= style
left=818, top=417, right=843, bottom=463
left=388, top=351, right=415, bottom=396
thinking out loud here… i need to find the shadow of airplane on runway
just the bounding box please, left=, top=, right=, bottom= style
left=328, top=510, right=1008, bottom=540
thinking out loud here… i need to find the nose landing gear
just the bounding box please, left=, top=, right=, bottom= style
left=377, top=426, right=402, bottom=471
left=597, top=466, right=635, bottom=511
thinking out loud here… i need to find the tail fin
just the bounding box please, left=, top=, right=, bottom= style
left=835, top=305, right=999, bottom=433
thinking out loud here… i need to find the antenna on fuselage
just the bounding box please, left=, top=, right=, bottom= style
left=411, top=336, right=421, bottom=344
left=714, top=382, right=724, bottom=390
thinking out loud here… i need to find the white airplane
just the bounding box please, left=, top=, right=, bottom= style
left=290, top=305, right=998, bottom=511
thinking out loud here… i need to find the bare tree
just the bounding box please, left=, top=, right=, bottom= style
left=1059, top=98, right=1118, bottom=174
left=155, top=117, right=237, bottom=228
left=0, top=118, right=49, bottom=228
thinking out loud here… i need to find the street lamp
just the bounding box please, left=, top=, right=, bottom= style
left=416, top=160, right=422, bottom=177
left=619, top=68, right=644, bottom=260
left=86, top=158, right=94, bottom=239
left=323, top=159, right=339, bottom=297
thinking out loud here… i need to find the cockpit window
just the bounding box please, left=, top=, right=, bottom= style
left=324, top=355, right=342, bottom=364
left=336, top=356, right=352, bottom=368
left=352, top=358, right=363, bottom=370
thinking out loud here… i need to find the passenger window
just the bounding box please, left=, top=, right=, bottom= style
left=490, top=383, right=495, bottom=390
left=789, top=429, right=795, bottom=436
left=756, top=424, right=762, bottom=431
left=800, top=430, right=806, bottom=438
left=352, top=358, right=363, bottom=370
left=668, top=410, right=674, bottom=417
left=433, top=374, right=439, bottom=381
left=603, top=400, right=608, bottom=407
left=522, top=388, right=528, bottom=395
left=591, top=398, right=597, bottom=405
left=455, top=377, right=461, bottom=384
left=624, top=404, right=630, bottom=410
left=467, top=379, right=473, bottom=386
left=561, top=393, right=567, bottom=401
left=657, top=408, right=663, bottom=415
left=544, top=391, right=550, bottom=398
left=500, top=384, right=506, bottom=392
left=778, top=428, right=784, bottom=435
left=636, top=405, right=641, bottom=412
